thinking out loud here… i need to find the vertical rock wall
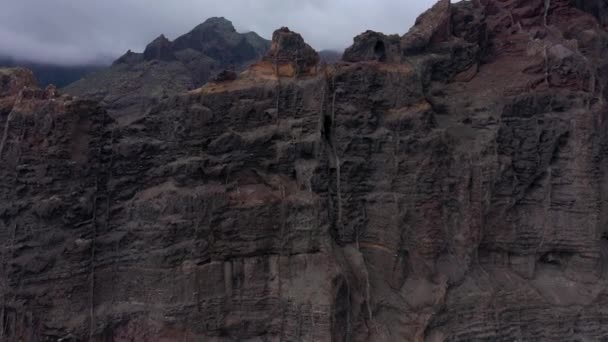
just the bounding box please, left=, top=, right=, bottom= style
left=3, top=0, right=608, bottom=340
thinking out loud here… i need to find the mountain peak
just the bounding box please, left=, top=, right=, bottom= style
left=171, top=17, right=269, bottom=64
left=267, top=27, right=316, bottom=58
left=193, top=17, right=236, bottom=34
left=143, top=34, right=175, bottom=61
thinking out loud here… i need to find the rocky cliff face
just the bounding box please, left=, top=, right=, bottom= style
left=3, top=0, right=608, bottom=340
left=64, top=17, right=270, bottom=126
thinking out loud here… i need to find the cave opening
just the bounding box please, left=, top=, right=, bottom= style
left=538, top=251, right=574, bottom=267
left=374, top=41, right=387, bottom=62
left=323, top=112, right=333, bottom=146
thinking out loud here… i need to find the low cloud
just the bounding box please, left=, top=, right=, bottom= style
left=0, top=0, right=438, bottom=66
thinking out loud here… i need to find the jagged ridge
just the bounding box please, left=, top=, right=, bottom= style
left=63, top=17, right=270, bottom=126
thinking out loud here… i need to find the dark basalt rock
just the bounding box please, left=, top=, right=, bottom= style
left=451, top=0, right=487, bottom=46
left=7, top=0, right=608, bottom=341
left=143, top=34, right=176, bottom=62
left=343, top=30, right=402, bottom=63
left=263, top=27, right=320, bottom=76
left=212, top=69, right=238, bottom=82
left=402, top=0, right=452, bottom=54
left=112, top=49, right=143, bottom=65
left=172, top=17, right=266, bottom=65
left=572, top=0, right=608, bottom=26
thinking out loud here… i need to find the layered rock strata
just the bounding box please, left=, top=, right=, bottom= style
left=2, top=0, right=608, bottom=340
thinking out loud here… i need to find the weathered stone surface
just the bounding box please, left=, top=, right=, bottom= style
left=0, top=68, right=37, bottom=96
left=452, top=0, right=487, bottom=47
left=0, top=68, right=38, bottom=115
left=212, top=69, right=238, bottom=83
left=261, top=27, right=320, bottom=77
left=402, top=0, right=452, bottom=54
left=343, top=31, right=402, bottom=63
left=4, top=0, right=608, bottom=341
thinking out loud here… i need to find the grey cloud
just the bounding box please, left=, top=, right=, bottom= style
left=0, top=0, right=440, bottom=66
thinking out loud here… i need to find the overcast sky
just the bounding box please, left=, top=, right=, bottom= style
left=0, top=0, right=441, bottom=66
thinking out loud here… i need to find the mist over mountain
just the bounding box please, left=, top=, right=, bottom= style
left=0, top=0, right=436, bottom=66
left=318, top=49, right=343, bottom=64
left=0, top=57, right=106, bottom=87
left=64, top=17, right=270, bottom=125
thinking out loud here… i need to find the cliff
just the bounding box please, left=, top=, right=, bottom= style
left=2, top=0, right=608, bottom=340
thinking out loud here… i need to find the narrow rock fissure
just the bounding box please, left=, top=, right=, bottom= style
left=88, top=113, right=113, bottom=339
left=0, top=113, right=12, bottom=160
left=544, top=0, right=551, bottom=27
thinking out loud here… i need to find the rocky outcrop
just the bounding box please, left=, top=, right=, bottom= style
left=343, top=0, right=474, bottom=65
left=402, top=0, right=452, bottom=54
left=343, top=31, right=402, bottom=63
left=0, top=68, right=37, bottom=96
left=0, top=68, right=38, bottom=114
left=143, top=35, right=175, bottom=62
left=64, top=17, right=270, bottom=125
left=172, top=17, right=268, bottom=66
left=112, top=50, right=142, bottom=66
left=262, top=27, right=320, bottom=77
left=212, top=69, right=238, bottom=83
left=4, top=0, right=608, bottom=341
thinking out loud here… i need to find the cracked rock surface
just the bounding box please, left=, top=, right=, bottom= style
left=3, top=0, right=608, bottom=340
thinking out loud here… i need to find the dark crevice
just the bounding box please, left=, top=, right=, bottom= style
left=538, top=251, right=574, bottom=267
left=550, top=131, right=570, bottom=165
left=601, top=232, right=608, bottom=278
left=323, top=111, right=334, bottom=147
left=321, top=74, right=345, bottom=244
left=331, top=280, right=351, bottom=342
left=374, top=41, right=387, bottom=62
